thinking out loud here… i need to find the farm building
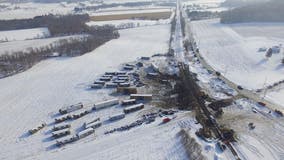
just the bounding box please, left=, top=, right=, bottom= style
left=59, top=103, right=83, bottom=114
left=92, top=99, right=119, bottom=110
left=77, top=128, right=95, bottom=139
left=123, top=103, right=144, bottom=114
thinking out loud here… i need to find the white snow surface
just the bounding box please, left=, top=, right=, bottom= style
left=0, top=27, right=50, bottom=42
left=90, top=8, right=173, bottom=16
left=0, top=35, right=85, bottom=55
left=0, top=25, right=172, bottom=160
left=191, top=19, right=284, bottom=90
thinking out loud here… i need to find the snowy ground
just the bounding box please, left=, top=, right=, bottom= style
left=182, top=0, right=228, bottom=12
left=0, top=35, right=85, bottom=56
left=0, top=27, right=50, bottom=42
left=86, top=9, right=174, bottom=29
left=0, top=2, right=79, bottom=20
left=90, top=8, right=173, bottom=16
left=191, top=19, right=284, bottom=90
left=220, top=99, right=284, bottom=160
left=0, top=25, right=178, bottom=160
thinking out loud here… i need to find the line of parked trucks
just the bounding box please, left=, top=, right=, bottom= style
left=51, top=93, right=153, bottom=147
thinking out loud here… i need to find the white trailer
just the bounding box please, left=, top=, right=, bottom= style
left=92, top=98, right=119, bottom=110
left=77, top=128, right=94, bottom=139
left=59, top=103, right=83, bottom=114
left=85, top=121, right=102, bottom=129
left=52, top=128, right=70, bottom=138
left=53, top=122, right=70, bottom=131
left=109, top=113, right=125, bottom=121
left=83, top=117, right=100, bottom=127
left=121, top=99, right=136, bottom=106
left=56, top=135, right=78, bottom=147
left=123, top=103, right=144, bottom=114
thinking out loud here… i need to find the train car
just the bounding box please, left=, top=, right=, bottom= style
left=109, top=113, right=125, bottom=121
left=92, top=99, right=119, bottom=110
left=130, top=94, right=152, bottom=101
left=53, top=122, right=71, bottom=131
left=121, top=99, right=136, bottom=106
left=77, top=128, right=94, bottom=139
left=59, top=103, right=83, bottom=114
left=52, top=128, right=70, bottom=138
left=123, top=103, right=144, bottom=114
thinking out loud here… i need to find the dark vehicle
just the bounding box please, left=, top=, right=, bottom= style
left=237, top=85, right=243, bottom=90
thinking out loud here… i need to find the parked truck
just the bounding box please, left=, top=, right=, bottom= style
left=123, top=103, right=144, bottom=114
left=77, top=128, right=94, bottom=139
left=121, top=99, right=136, bottom=106
left=53, top=122, right=71, bottom=131
left=59, top=103, right=83, bottom=114
left=109, top=113, right=125, bottom=121
left=52, top=128, right=70, bottom=138
left=92, top=99, right=119, bottom=110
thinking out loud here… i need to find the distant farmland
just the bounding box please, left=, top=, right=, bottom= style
left=90, top=11, right=172, bottom=21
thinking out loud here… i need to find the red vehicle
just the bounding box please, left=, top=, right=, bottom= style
left=162, top=117, right=171, bottom=123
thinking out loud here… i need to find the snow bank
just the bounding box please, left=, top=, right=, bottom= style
left=0, top=27, right=50, bottom=42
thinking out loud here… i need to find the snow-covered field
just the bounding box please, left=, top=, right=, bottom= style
left=0, top=35, right=85, bottom=56
left=191, top=19, right=284, bottom=90
left=0, top=27, right=50, bottom=42
left=90, top=8, right=173, bottom=16
left=0, top=25, right=174, bottom=160
left=220, top=99, right=284, bottom=160
left=0, top=2, right=79, bottom=20
left=182, top=0, right=227, bottom=12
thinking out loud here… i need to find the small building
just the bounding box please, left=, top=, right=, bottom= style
left=53, top=122, right=71, bottom=131
left=109, top=113, right=125, bottom=121
left=121, top=99, right=136, bottom=106
left=123, top=103, right=144, bottom=114
left=52, top=128, right=70, bottom=138
left=92, top=98, right=119, bottom=110
left=130, top=94, right=153, bottom=101
left=59, top=103, right=83, bottom=114
left=77, top=128, right=95, bottom=139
